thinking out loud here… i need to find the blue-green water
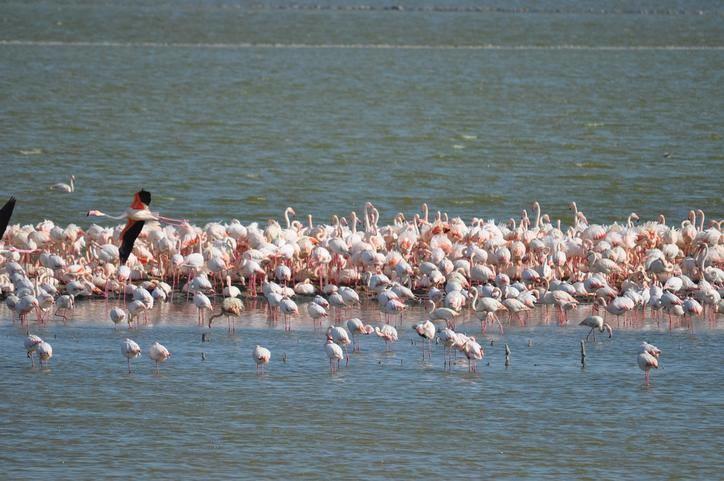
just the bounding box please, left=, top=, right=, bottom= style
left=1, top=1, right=723, bottom=479
left=1, top=1, right=722, bottom=227
left=1, top=301, right=722, bottom=480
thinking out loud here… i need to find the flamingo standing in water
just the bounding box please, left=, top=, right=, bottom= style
left=109, top=306, right=127, bottom=328
left=324, top=335, right=344, bottom=373
left=193, top=292, right=213, bottom=326
left=148, top=341, right=171, bottom=372
left=208, top=297, right=244, bottom=332
left=24, top=334, right=43, bottom=367
left=307, top=300, right=328, bottom=329
left=637, top=350, right=659, bottom=385
left=346, top=318, right=373, bottom=352
left=37, top=341, right=53, bottom=367
left=461, top=336, right=484, bottom=372
left=279, top=297, right=299, bottom=332
left=252, top=345, right=271, bottom=374
left=121, top=338, right=142, bottom=373
left=374, top=324, right=398, bottom=351
left=579, top=315, right=613, bottom=342
left=327, top=326, right=352, bottom=365
left=413, top=320, right=436, bottom=360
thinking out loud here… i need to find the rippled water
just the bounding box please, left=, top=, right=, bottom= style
left=1, top=300, right=722, bottom=479
left=1, top=1, right=722, bottom=228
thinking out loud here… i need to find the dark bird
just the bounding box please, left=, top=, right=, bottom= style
left=87, top=189, right=186, bottom=265
left=118, top=190, right=152, bottom=265
left=0, top=196, right=16, bottom=241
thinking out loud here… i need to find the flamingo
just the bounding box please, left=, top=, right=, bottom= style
left=252, top=345, right=271, bottom=374
left=437, top=327, right=460, bottom=369
left=413, top=320, right=436, bottom=360
left=109, top=306, right=127, bottom=328
left=424, top=299, right=460, bottom=329
left=37, top=341, right=53, bottom=367
left=346, top=318, right=373, bottom=352
left=328, top=291, right=347, bottom=321
left=193, top=292, right=213, bottom=326
left=24, top=334, right=43, bottom=367
left=223, top=275, right=242, bottom=298
left=307, top=300, right=328, bottom=329
left=640, top=341, right=661, bottom=358
left=279, top=296, right=299, bottom=332
left=16, top=295, right=41, bottom=323
left=208, top=297, right=244, bottom=332
left=637, top=350, right=659, bottom=385
left=6, top=294, right=19, bottom=322
left=87, top=189, right=186, bottom=264
left=461, top=336, right=484, bottom=372
left=374, top=324, right=398, bottom=351
left=127, top=299, right=148, bottom=327
left=327, top=326, right=352, bottom=365
left=324, top=335, right=344, bottom=373
left=579, top=315, right=613, bottom=342
left=50, top=175, right=75, bottom=192
left=148, top=341, right=171, bottom=372
left=470, top=289, right=506, bottom=334
left=121, top=338, right=142, bottom=373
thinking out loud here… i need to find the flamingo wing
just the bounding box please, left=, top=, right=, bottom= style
left=119, top=220, right=145, bottom=265
left=0, top=196, right=16, bottom=241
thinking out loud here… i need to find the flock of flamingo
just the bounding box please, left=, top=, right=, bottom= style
left=3, top=184, right=723, bottom=384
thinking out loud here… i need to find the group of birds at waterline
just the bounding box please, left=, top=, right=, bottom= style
left=2, top=183, right=722, bottom=384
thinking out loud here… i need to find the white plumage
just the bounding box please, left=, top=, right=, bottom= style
left=148, top=341, right=171, bottom=371
left=252, top=345, right=271, bottom=373
left=121, top=338, right=142, bottom=373
left=324, top=336, right=344, bottom=373
left=24, top=334, right=43, bottom=366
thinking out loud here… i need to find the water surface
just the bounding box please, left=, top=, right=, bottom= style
left=1, top=300, right=722, bottom=479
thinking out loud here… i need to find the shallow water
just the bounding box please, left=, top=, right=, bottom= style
left=1, top=299, right=722, bottom=479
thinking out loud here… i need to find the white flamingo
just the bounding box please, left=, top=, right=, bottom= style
left=346, top=318, right=373, bottom=352
left=252, top=345, right=271, bottom=374
left=374, top=324, right=398, bottom=351
left=637, top=350, right=659, bottom=385
left=413, top=320, right=436, bottom=360
left=324, top=335, right=344, bottom=373
left=109, top=306, right=127, bottom=328
left=193, top=292, right=213, bottom=326
left=578, top=315, right=613, bottom=342
left=121, top=338, right=141, bottom=373
left=148, top=342, right=171, bottom=372
left=24, top=334, right=43, bottom=366
left=327, top=326, right=352, bottom=365
left=461, top=336, right=484, bottom=372
left=307, top=300, right=328, bottom=329
left=279, top=296, right=299, bottom=332
left=37, top=341, right=53, bottom=367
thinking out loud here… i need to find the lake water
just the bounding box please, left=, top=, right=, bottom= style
left=1, top=1, right=722, bottom=227
left=1, top=1, right=723, bottom=479
left=1, top=299, right=722, bottom=479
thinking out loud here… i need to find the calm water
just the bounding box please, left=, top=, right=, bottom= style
left=0, top=1, right=722, bottom=227
left=1, top=299, right=722, bottom=480
left=1, top=1, right=723, bottom=479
